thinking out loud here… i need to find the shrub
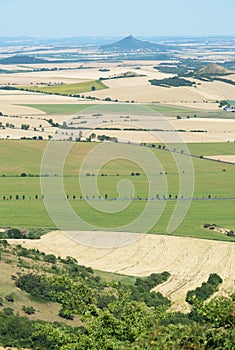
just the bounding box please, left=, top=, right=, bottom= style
left=203, top=223, right=211, bottom=228
left=58, top=308, right=74, bottom=320
left=22, top=306, right=35, bottom=315
left=2, top=307, right=14, bottom=315
left=5, top=293, right=15, bottom=302
left=132, top=272, right=171, bottom=307
left=186, top=273, right=223, bottom=304
left=15, top=274, right=52, bottom=301
left=227, top=231, right=235, bottom=237
left=208, top=273, right=223, bottom=286
left=6, top=228, right=22, bottom=239
left=0, top=239, right=9, bottom=246
left=43, top=254, right=57, bottom=264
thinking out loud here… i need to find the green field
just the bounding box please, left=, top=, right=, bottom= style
left=20, top=102, right=234, bottom=119
left=187, top=142, right=235, bottom=156
left=17, top=80, right=107, bottom=95
left=146, top=104, right=233, bottom=119
left=21, top=104, right=96, bottom=115
left=0, top=140, right=235, bottom=241
left=24, top=102, right=200, bottom=116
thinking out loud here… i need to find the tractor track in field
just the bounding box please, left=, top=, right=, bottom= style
left=9, top=231, right=235, bottom=306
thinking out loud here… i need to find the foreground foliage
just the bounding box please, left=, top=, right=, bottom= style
left=0, top=293, right=234, bottom=349
left=186, top=273, right=223, bottom=304
left=0, top=242, right=234, bottom=349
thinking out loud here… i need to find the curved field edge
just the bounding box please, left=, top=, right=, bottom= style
left=9, top=230, right=235, bottom=309
left=17, top=103, right=97, bottom=115
left=18, top=102, right=231, bottom=119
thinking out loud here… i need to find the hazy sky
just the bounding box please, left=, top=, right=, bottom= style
left=1, top=0, right=235, bottom=37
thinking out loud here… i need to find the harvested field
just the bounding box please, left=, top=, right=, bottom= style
left=1, top=102, right=235, bottom=142
left=0, top=90, right=97, bottom=115
left=0, top=128, right=52, bottom=139
left=196, top=80, right=235, bottom=100
left=170, top=117, right=235, bottom=132
left=84, top=82, right=207, bottom=103
left=89, top=116, right=235, bottom=134
left=80, top=71, right=235, bottom=104
left=224, top=74, right=235, bottom=82
left=12, top=231, right=235, bottom=309
left=84, top=129, right=235, bottom=144
left=169, top=102, right=219, bottom=110
left=207, top=155, right=235, bottom=163
left=0, top=115, right=49, bottom=128
left=0, top=103, right=44, bottom=116
left=0, top=64, right=171, bottom=86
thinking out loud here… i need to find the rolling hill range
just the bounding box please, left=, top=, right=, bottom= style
left=0, top=55, right=49, bottom=65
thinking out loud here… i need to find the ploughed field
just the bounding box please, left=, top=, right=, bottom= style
left=14, top=230, right=235, bottom=308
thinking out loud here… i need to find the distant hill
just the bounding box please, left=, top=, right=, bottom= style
left=100, top=71, right=146, bottom=81
left=0, top=55, right=49, bottom=65
left=197, top=64, right=231, bottom=77
left=100, top=35, right=169, bottom=52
